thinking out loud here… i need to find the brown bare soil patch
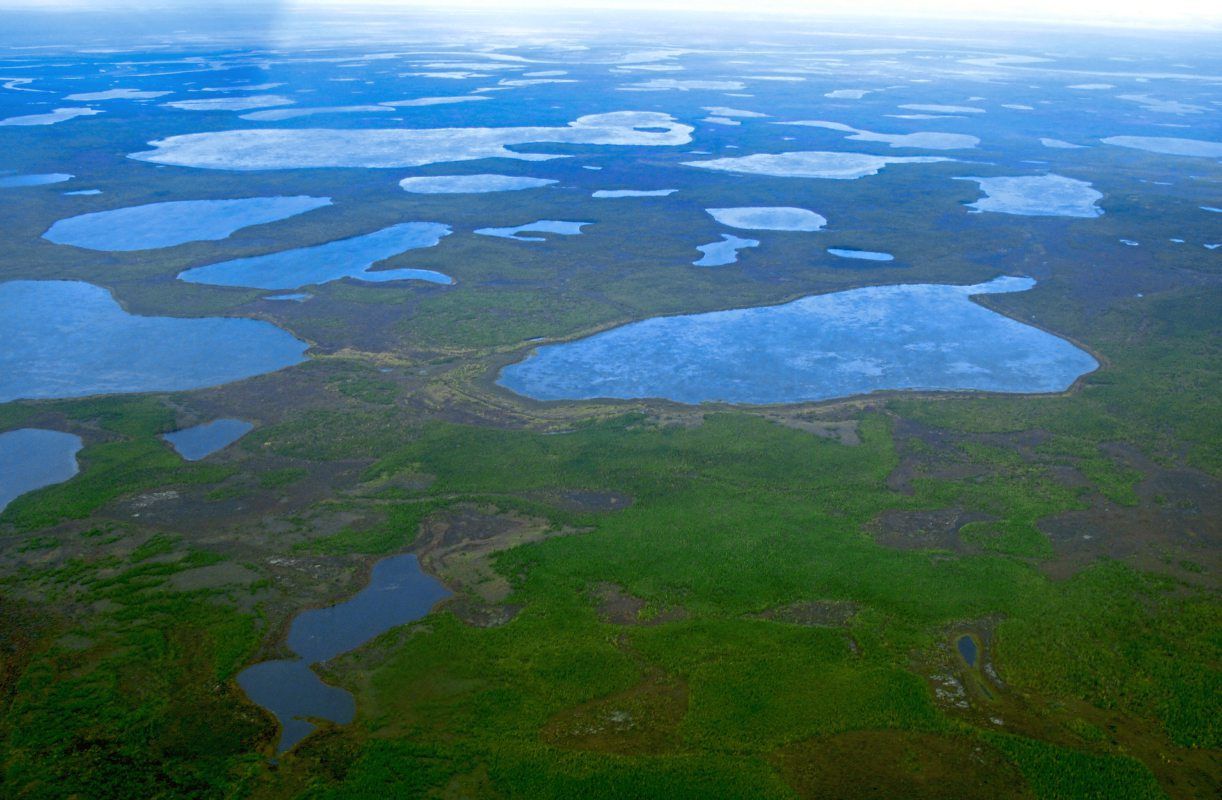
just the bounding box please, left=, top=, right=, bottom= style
left=414, top=505, right=585, bottom=626
left=540, top=669, right=688, bottom=755
left=753, top=600, right=859, bottom=627
left=868, top=508, right=996, bottom=552
left=591, top=583, right=688, bottom=626
left=774, top=730, right=1034, bottom=800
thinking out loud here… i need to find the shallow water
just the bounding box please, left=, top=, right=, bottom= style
left=0, top=280, right=308, bottom=402
left=475, top=220, right=590, bottom=241
left=179, top=222, right=452, bottom=289
left=236, top=554, right=450, bottom=752
left=828, top=248, right=894, bottom=262
left=0, top=429, right=83, bottom=513
left=498, top=276, right=1098, bottom=405
left=694, top=234, right=759, bottom=266
left=44, top=196, right=332, bottom=251
left=0, top=173, right=72, bottom=188
left=162, top=419, right=254, bottom=461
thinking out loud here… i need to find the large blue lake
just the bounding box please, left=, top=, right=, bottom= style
left=237, top=554, right=450, bottom=753
left=498, top=277, right=1099, bottom=405
left=0, top=281, right=308, bottom=402
left=0, top=428, right=83, bottom=514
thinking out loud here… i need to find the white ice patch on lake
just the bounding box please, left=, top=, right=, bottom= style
left=43, top=196, right=332, bottom=251
left=701, top=106, right=768, bottom=118
left=592, top=189, right=678, bottom=198
left=898, top=104, right=985, bottom=114
left=164, top=95, right=294, bottom=111
left=381, top=96, right=490, bottom=107
left=130, top=111, right=693, bottom=170
left=684, top=151, right=949, bottom=180
left=398, top=174, right=556, bottom=193
left=825, top=89, right=873, bottom=99
left=1117, top=94, right=1207, bottom=114
left=65, top=88, right=170, bottom=101
left=621, top=79, right=746, bottom=91
left=781, top=120, right=978, bottom=150
left=240, top=105, right=395, bottom=121
left=959, top=174, right=1103, bottom=218
left=707, top=207, right=826, bottom=231
left=0, top=107, right=101, bottom=126
left=1101, top=136, right=1222, bottom=158
left=1040, top=138, right=1086, bottom=149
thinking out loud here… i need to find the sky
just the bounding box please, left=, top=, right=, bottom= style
left=1, top=0, right=1219, bottom=29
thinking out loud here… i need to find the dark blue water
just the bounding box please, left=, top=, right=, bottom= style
left=162, top=419, right=253, bottom=461
left=237, top=554, right=450, bottom=752
left=957, top=635, right=978, bottom=667
left=0, top=428, right=83, bottom=513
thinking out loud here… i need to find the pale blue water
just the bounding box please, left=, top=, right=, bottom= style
left=0, top=281, right=308, bottom=402
left=237, top=554, right=450, bottom=752
left=498, top=277, right=1099, bottom=404
left=694, top=234, right=759, bottom=266
left=0, top=173, right=72, bottom=188
left=178, top=222, right=452, bottom=289
left=162, top=419, right=254, bottom=460
left=828, top=248, right=894, bottom=262
left=474, top=220, right=590, bottom=241
left=0, top=428, right=83, bottom=513
left=43, top=196, right=331, bottom=251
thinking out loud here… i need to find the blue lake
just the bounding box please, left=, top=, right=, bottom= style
left=498, top=276, right=1099, bottom=405
left=0, top=281, right=308, bottom=402
left=0, top=428, right=83, bottom=514
left=43, top=196, right=332, bottom=251
left=237, top=554, right=450, bottom=752
left=179, top=222, right=452, bottom=289
left=162, top=419, right=254, bottom=461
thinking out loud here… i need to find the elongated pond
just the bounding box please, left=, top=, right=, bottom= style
left=237, top=554, right=450, bottom=752
left=498, top=276, right=1098, bottom=405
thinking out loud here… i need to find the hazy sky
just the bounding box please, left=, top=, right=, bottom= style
left=3, top=0, right=1219, bottom=28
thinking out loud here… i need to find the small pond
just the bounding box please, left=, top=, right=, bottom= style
left=162, top=419, right=253, bottom=461
left=237, top=554, right=450, bottom=752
